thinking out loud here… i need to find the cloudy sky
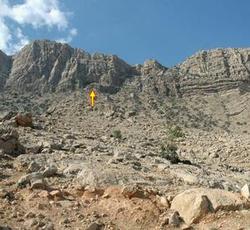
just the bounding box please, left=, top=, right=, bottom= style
left=0, top=0, right=250, bottom=66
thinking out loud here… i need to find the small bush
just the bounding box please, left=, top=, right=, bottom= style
left=111, top=129, right=122, bottom=139
left=160, top=143, right=180, bottom=164
left=167, top=125, right=185, bottom=140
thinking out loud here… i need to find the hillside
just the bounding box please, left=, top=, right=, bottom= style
left=1, top=41, right=250, bottom=230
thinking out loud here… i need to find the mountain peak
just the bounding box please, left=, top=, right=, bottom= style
left=1, top=41, right=250, bottom=96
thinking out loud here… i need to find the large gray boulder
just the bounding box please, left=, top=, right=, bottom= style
left=77, top=164, right=119, bottom=187
left=0, top=125, right=25, bottom=156
left=171, top=188, right=249, bottom=224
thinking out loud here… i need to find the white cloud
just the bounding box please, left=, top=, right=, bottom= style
left=0, top=18, right=12, bottom=51
left=70, top=28, right=78, bottom=37
left=11, top=27, right=29, bottom=53
left=57, top=28, right=78, bottom=44
left=9, top=0, right=68, bottom=29
left=0, top=0, right=76, bottom=54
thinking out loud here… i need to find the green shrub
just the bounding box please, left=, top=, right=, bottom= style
left=167, top=125, right=185, bottom=140
left=160, top=143, right=179, bottom=164
left=111, top=129, right=122, bottom=139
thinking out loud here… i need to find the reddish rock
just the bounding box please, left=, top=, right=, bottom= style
left=15, top=113, right=33, bottom=127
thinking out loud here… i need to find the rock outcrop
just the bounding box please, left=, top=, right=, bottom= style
left=171, top=188, right=250, bottom=224
left=178, top=48, right=250, bottom=95
left=0, top=126, right=25, bottom=156
left=0, top=50, right=11, bottom=90
left=1, top=41, right=250, bottom=97
left=5, top=40, right=132, bottom=94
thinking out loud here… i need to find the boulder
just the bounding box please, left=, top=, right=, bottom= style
left=27, top=161, right=41, bottom=173
left=171, top=188, right=248, bottom=224
left=63, top=163, right=85, bottom=176
left=0, top=125, right=25, bottom=156
left=77, top=165, right=119, bottom=187
left=17, top=172, right=44, bottom=188
left=31, top=178, right=47, bottom=190
left=15, top=113, right=33, bottom=127
left=42, top=165, right=58, bottom=177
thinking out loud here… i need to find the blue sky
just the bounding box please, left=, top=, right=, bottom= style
left=1, top=0, right=250, bottom=66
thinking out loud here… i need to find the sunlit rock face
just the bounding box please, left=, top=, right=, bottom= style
left=1, top=40, right=250, bottom=96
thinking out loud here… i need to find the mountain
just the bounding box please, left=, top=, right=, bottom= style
left=1, top=40, right=250, bottom=229
left=4, top=40, right=133, bottom=94
left=0, top=50, right=11, bottom=90
left=178, top=48, right=250, bottom=95
left=1, top=40, right=250, bottom=96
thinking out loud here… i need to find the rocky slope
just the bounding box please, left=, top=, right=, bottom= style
left=1, top=41, right=250, bottom=229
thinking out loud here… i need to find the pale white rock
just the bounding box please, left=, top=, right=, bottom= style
left=171, top=188, right=247, bottom=224
left=241, top=184, right=250, bottom=199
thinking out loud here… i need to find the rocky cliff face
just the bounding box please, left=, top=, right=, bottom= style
left=5, top=40, right=132, bottom=94
left=2, top=40, right=250, bottom=96
left=2, top=42, right=250, bottom=230
left=178, top=48, right=250, bottom=95
left=0, top=50, right=11, bottom=90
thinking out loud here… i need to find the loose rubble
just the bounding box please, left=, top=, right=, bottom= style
left=1, top=40, right=250, bottom=229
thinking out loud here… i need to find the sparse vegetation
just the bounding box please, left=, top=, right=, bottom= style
left=160, top=143, right=180, bottom=164
left=167, top=125, right=185, bottom=140
left=111, top=129, right=122, bottom=139
left=236, top=121, right=247, bottom=126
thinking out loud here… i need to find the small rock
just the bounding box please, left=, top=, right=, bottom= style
left=125, top=110, right=136, bottom=118
left=86, top=222, right=103, bottom=230
left=241, top=184, right=250, bottom=199
left=43, top=222, right=54, bottom=230
left=169, top=211, right=182, bottom=227
left=42, top=165, right=58, bottom=177
left=63, top=134, right=76, bottom=140
left=24, top=211, right=36, bottom=218
left=157, top=196, right=170, bottom=208
left=62, top=218, right=70, bottom=224
left=0, top=225, right=13, bottom=230
left=121, top=185, right=145, bottom=199
left=17, top=172, right=43, bottom=188
left=63, top=163, right=85, bottom=176
left=31, top=178, right=47, bottom=190
left=28, top=161, right=41, bottom=173
left=38, top=190, right=50, bottom=198
left=158, top=164, right=168, bottom=171
left=209, top=152, right=219, bottom=159
left=49, top=190, right=63, bottom=200
left=57, top=200, right=74, bottom=208
left=25, top=219, right=38, bottom=227
left=26, top=143, right=43, bottom=154
left=181, top=225, right=194, bottom=230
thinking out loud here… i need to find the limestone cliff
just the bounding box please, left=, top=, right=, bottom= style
left=1, top=41, right=250, bottom=96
